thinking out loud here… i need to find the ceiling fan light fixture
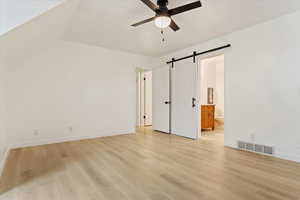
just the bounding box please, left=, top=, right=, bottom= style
left=154, top=15, right=171, bottom=28
left=132, top=0, right=202, bottom=31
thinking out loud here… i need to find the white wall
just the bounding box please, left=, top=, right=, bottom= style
left=0, top=47, right=7, bottom=172
left=4, top=41, right=153, bottom=147
left=200, top=55, right=224, bottom=118
left=158, top=10, right=300, bottom=162
left=0, top=0, right=154, bottom=149
left=0, top=0, right=64, bottom=35
left=1, top=0, right=79, bottom=69
left=0, top=0, right=4, bottom=34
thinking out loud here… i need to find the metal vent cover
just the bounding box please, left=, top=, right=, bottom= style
left=264, top=146, right=273, bottom=155
left=245, top=143, right=254, bottom=151
left=237, top=141, right=274, bottom=155
left=254, top=144, right=264, bottom=153
left=238, top=141, right=246, bottom=149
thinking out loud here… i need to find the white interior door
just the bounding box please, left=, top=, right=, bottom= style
left=153, top=66, right=170, bottom=133
left=172, top=59, right=198, bottom=139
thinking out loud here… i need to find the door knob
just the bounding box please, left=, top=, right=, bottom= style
left=165, top=101, right=170, bottom=104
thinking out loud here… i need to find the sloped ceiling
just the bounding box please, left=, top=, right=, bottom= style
left=63, top=0, right=300, bottom=56
left=0, top=0, right=65, bottom=35
left=0, top=0, right=80, bottom=68
left=2, top=0, right=300, bottom=58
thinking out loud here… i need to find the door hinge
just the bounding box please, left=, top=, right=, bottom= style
left=192, top=98, right=196, bottom=107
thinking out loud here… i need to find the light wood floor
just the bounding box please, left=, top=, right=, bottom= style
left=1, top=128, right=300, bottom=200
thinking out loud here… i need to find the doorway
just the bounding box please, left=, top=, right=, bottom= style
left=198, top=54, right=225, bottom=139
left=151, top=49, right=227, bottom=141
left=136, top=69, right=152, bottom=127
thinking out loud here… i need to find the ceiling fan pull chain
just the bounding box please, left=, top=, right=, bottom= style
left=161, top=29, right=165, bottom=42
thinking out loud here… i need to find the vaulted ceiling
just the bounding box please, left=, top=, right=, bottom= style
left=63, top=0, right=300, bottom=56
left=2, top=0, right=300, bottom=58
left=0, top=0, right=64, bottom=35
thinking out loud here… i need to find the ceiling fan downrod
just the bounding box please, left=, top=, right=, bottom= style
left=157, top=0, right=168, bottom=9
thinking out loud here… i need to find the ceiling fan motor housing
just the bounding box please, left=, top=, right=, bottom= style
left=132, top=0, right=202, bottom=32
left=157, top=0, right=168, bottom=8
left=156, top=0, right=169, bottom=15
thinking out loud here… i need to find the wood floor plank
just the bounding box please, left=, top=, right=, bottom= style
left=1, top=127, right=300, bottom=200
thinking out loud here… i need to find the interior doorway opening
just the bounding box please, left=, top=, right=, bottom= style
left=136, top=69, right=152, bottom=127
left=198, top=54, right=225, bottom=139
left=151, top=48, right=227, bottom=141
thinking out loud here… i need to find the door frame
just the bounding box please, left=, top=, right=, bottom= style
left=143, top=71, right=152, bottom=126
left=136, top=69, right=152, bottom=127
left=196, top=52, right=226, bottom=138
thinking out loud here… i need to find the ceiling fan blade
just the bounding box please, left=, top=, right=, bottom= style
left=168, top=1, right=202, bottom=16
left=131, top=17, right=155, bottom=27
left=169, top=19, right=180, bottom=31
left=139, top=0, right=158, bottom=12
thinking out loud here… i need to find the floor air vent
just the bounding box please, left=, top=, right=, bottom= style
left=237, top=141, right=274, bottom=155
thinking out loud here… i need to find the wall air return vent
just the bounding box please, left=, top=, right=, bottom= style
left=263, top=146, right=274, bottom=155
left=245, top=143, right=254, bottom=151
left=254, top=144, right=264, bottom=153
left=237, top=141, right=274, bottom=155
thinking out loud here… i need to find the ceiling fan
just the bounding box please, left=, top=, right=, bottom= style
left=131, top=0, right=202, bottom=31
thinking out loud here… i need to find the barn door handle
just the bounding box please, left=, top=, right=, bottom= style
left=192, top=98, right=196, bottom=108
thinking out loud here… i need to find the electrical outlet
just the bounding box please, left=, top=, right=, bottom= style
left=33, top=129, right=39, bottom=136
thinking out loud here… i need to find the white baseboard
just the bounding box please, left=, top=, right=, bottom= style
left=0, top=147, right=10, bottom=178
left=275, top=152, right=300, bottom=163
left=11, top=131, right=133, bottom=149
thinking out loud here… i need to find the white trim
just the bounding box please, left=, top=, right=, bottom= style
left=275, top=153, right=300, bottom=163
left=0, top=147, right=10, bottom=178
left=197, top=53, right=225, bottom=137
left=215, top=116, right=224, bottom=119
left=136, top=70, right=142, bottom=127
left=11, top=132, right=132, bottom=149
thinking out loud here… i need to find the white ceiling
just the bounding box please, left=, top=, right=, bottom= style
left=0, top=0, right=64, bottom=35
left=63, top=0, right=300, bottom=56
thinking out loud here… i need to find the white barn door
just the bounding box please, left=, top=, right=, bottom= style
left=152, top=66, right=170, bottom=133
left=172, top=59, right=199, bottom=139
